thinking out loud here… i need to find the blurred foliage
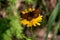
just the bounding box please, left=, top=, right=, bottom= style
left=0, top=0, right=24, bottom=40
left=45, top=3, right=60, bottom=40
left=0, top=18, right=10, bottom=40
left=0, top=0, right=60, bottom=40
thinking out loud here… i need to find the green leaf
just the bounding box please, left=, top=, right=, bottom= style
left=2, top=0, right=24, bottom=40
left=45, top=3, right=59, bottom=40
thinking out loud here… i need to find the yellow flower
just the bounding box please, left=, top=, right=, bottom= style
left=20, top=8, right=43, bottom=27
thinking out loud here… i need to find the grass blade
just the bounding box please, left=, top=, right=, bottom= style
left=45, top=3, right=59, bottom=40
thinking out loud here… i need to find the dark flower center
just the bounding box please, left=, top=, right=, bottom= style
left=20, top=9, right=40, bottom=21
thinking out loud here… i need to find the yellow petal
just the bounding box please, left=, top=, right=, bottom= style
left=33, top=24, right=36, bottom=26
left=32, top=8, right=35, bottom=11
left=21, top=11, right=26, bottom=14
left=25, top=9, right=29, bottom=13
left=29, top=8, right=32, bottom=12
left=36, top=23, right=40, bottom=26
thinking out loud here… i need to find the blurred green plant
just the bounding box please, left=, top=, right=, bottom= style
left=53, top=17, right=60, bottom=40
left=45, top=2, right=60, bottom=40
left=24, top=0, right=35, bottom=4
left=0, top=0, right=60, bottom=40
left=0, top=0, right=24, bottom=40
left=0, top=18, right=10, bottom=40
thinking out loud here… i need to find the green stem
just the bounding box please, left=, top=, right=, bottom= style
left=31, top=27, right=34, bottom=40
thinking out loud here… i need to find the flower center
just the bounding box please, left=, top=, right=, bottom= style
left=21, top=9, right=40, bottom=21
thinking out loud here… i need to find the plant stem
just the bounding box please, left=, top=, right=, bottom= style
left=31, top=27, right=34, bottom=40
